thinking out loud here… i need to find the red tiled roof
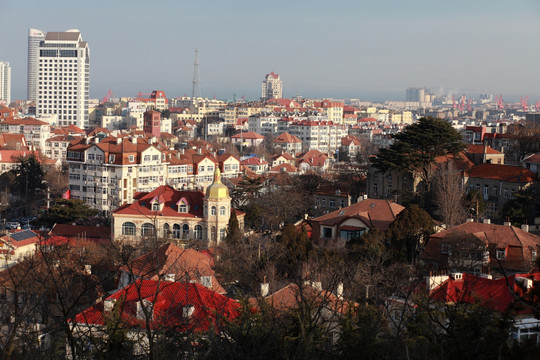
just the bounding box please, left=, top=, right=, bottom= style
left=467, top=144, right=502, bottom=155
left=241, top=157, right=269, bottom=166
left=268, top=163, right=298, bottom=173
left=274, top=132, right=301, bottom=144
left=73, top=280, right=240, bottom=331
left=314, top=199, right=405, bottom=230
left=49, top=224, right=112, bottom=241
left=467, top=164, right=536, bottom=183
left=231, top=131, right=264, bottom=140
left=113, top=185, right=205, bottom=218
left=120, top=243, right=225, bottom=294
left=1, top=117, right=48, bottom=126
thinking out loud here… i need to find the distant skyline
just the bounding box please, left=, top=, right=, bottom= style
left=1, top=0, right=539, bottom=102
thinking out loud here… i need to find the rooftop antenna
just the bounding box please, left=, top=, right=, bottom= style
left=192, top=48, right=201, bottom=99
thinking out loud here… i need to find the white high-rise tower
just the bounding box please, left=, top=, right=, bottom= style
left=36, top=29, right=90, bottom=128
left=28, top=28, right=46, bottom=102
left=0, top=61, right=11, bottom=105
left=261, top=72, right=282, bottom=101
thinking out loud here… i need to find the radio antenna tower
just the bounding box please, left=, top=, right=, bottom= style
left=192, top=48, right=201, bottom=99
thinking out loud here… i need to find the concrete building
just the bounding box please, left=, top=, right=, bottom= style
left=27, top=28, right=46, bottom=102
left=261, top=72, right=282, bottom=101
left=0, top=117, right=51, bottom=150
left=35, top=30, right=90, bottom=128
left=0, top=62, right=11, bottom=105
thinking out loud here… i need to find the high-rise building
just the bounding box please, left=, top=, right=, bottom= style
left=28, top=28, right=46, bottom=102
left=0, top=61, right=11, bottom=105
left=36, top=30, right=90, bottom=128
left=261, top=72, right=282, bottom=101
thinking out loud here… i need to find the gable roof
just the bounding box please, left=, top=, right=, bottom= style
left=231, top=131, right=264, bottom=140
left=274, top=132, right=301, bottom=144
left=313, top=199, right=405, bottom=230
left=467, top=164, right=536, bottom=183
left=120, top=243, right=225, bottom=294
left=73, top=280, right=240, bottom=331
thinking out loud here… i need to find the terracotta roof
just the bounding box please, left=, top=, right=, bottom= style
left=430, top=272, right=540, bottom=313
left=268, top=163, right=298, bottom=173
left=467, top=164, right=536, bottom=183
left=231, top=131, right=264, bottom=140
left=241, top=157, right=269, bottom=166
left=467, top=144, right=501, bottom=155
left=274, top=132, right=301, bottom=144
left=272, top=152, right=295, bottom=161
left=1, top=117, right=48, bottom=126
left=119, top=243, right=225, bottom=294
left=73, top=280, right=240, bottom=331
left=113, top=185, right=205, bottom=218
left=341, top=135, right=361, bottom=146
left=522, top=153, right=540, bottom=164
left=49, top=224, right=112, bottom=241
left=313, top=199, right=405, bottom=230
left=0, top=150, right=39, bottom=163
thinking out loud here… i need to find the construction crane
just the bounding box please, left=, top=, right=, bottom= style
left=536, top=99, right=540, bottom=112
left=467, top=98, right=472, bottom=112
left=102, top=89, right=114, bottom=103
left=520, top=95, right=529, bottom=112
left=458, top=94, right=466, bottom=112
left=452, top=95, right=457, bottom=109
left=497, top=94, right=504, bottom=110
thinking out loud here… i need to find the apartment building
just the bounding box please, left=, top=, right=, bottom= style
left=248, top=113, right=280, bottom=135
left=283, top=120, right=347, bottom=154
left=0, top=117, right=51, bottom=150
left=0, top=61, right=11, bottom=105
left=44, top=134, right=74, bottom=160
left=261, top=72, right=282, bottom=101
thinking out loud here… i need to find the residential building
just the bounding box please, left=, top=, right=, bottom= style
left=311, top=198, right=405, bottom=247
left=241, top=156, right=269, bottom=174
left=464, top=164, right=536, bottom=219
left=466, top=144, right=504, bottom=165
left=143, top=110, right=161, bottom=138
left=420, top=221, right=540, bottom=274
left=261, top=72, right=282, bottom=101
left=112, top=168, right=243, bottom=247
left=314, top=187, right=353, bottom=215
left=340, top=135, right=362, bottom=159
left=0, top=150, right=39, bottom=174
left=231, top=131, right=265, bottom=148
left=0, top=230, right=41, bottom=264
left=284, top=120, right=347, bottom=154
left=248, top=113, right=280, bottom=135
left=27, top=28, right=46, bottom=101
left=0, top=134, right=28, bottom=151
left=0, top=61, right=11, bottom=105
left=117, top=243, right=225, bottom=293
left=134, top=90, right=168, bottom=111
left=35, top=30, right=90, bottom=128
left=0, top=117, right=51, bottom=150
left=44, top=134, right=74, bottom=160
left=273, top=132, right=302, bottom=156
left=71, top=280, right=240, bottom=358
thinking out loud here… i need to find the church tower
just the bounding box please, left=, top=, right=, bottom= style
left=204, top=167, right=231, bottom=246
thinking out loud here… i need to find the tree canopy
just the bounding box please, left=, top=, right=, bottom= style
left=371, top=117, right=465, bottom=207
left=33, top=199, right=99, bottom=229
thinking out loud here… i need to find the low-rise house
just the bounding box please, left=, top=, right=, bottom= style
left=311, top=198, right=405, bottom=247
left=0, top=230, right=41, bottom=264
left=466, top=144, right=504, bottom=165
left=314, top=187, right=352, bottom=215
left=273, top=132, right=302, bottom=156
left=420, top=221, right=540, bottom=274
left=71, top=280, right=240, bottom=357
left=241, top=156, right=269, bottom=174
left=340, top=135, right=362, bottom=158
left=0, top=150, right=39, bottom=175
left=464, top=164, right=536, bottom=219
left=118, top=243, right=225, bottom=294
left=0, top=134, right=27, bottom=151
left=271, top=152, right=295, bottom=168
left=521, top=153, right=540, bottom=174
left=231, top=131, right=265, bottom=148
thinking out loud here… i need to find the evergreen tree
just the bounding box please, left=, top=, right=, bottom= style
left=225, top=210, right=242, bottom=244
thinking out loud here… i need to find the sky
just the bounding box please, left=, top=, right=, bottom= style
left=1, top=0, right=539, bottom=102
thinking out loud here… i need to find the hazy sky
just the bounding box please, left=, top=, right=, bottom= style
left=1, top=0, right=539, bottom=102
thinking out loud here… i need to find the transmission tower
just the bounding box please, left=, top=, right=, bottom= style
left=192, top=48, right=201, bottom=99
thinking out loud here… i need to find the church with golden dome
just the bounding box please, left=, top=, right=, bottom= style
left=112, top=167, right=244, bottom=248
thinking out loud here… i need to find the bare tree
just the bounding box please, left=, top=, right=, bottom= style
left=433, top=162, right=467, bottom=228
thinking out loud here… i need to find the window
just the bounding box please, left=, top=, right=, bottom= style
left=152, top=202, right=160, bottom=211
left=122, top=222, right=136, bottom=236
left=194, top=225, right=203, bottom=240
left=179, top=203, right=187, bottom=213
left=172, top=224, right=181, bottom=239
left=532, top=250, right=537, bottom=260
left=182, top=224, right=189, bottom=239
left=128, top=155, right=135, bottom=162
left=199, top=166, right=205, bottom=172
left=141, top=223, right=155, bottom=237
left=163, top=223, right=170, bottom=238
left=323, top=227, right=332, bottom=238
left=211, top=206, right=216, bottom=216
left=219, top=206, right=226, bottom=216
left=496, top=249, right=506, bottom=260
left=219, top=228, right=226, bottom=241
left=109, top=154, right=115, bottom=163
left=329, top=199, right=335, bottom=208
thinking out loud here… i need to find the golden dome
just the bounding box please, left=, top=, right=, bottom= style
left=206, top=167, right=229, bottom=199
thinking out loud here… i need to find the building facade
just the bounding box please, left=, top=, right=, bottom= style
left=0, top=61, right=11, bottom=105
left=261, top=72, right=282, bottom=101
left=35, top=30, right=90, bottom=128
left=27, top=28, right=46, bottom=102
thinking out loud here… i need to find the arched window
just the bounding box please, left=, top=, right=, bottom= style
left=219, top=206, right=226, bottom=216
left=211, top=206, right=216, bottom=216
left=219, top=228, right=226, bottom=242
left=211, top=226, right=216, bottom=242
left=122, top=222, right=136, bottom=236
left=172, top=224, right=181, bottom=239
left=182, top=224, right=189, bottom=239
left=141, top=223, right=155, bottom=237
left=163, top=223, right=170, bottom=238
left=194, top=225, right=203, bottom=240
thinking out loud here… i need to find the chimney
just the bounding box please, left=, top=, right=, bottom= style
left=116, top=137, right=122, bottom=145
left=337, top=282, right=344, bottom=300
left=483, top=219, right=491, bottom=224
left=183, top=305, right=195, bottom=318
left=504, top=221, right=512, bottom=226
left=260, top=282, right=269, bottom=297
left=200, top=276, right=213, bottom=289
left=466, top=218, right=475, bottom=223
left=103, top=298, right=116, bottom=313
left=521, top=224, right=529, bottom=232
left=163, top=273, right=175, bottom=282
